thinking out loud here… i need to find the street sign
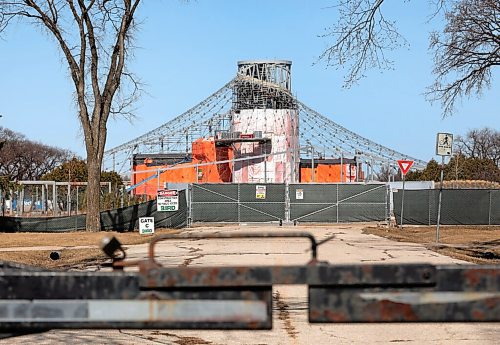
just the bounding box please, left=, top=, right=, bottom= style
left=397, top=159, right=414, bottom=229
left=436, top=133, right=453, bottom=156
left=139, top=217, right=154, bottom=235
left=157, top=189, right=179, bottom=212
left=397, top=160, right=414, bottom=176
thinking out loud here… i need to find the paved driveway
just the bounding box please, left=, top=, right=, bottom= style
left=3, top=224, right=498, bottom=344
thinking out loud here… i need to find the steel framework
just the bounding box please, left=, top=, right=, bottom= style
left=103, top=62, right=427, bottom=175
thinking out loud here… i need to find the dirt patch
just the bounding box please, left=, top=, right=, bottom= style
left=0, top=228, right=179, bottom=269
left=363, top=225, right=500, bottom=264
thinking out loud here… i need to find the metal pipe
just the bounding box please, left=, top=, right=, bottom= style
left=148, top=232, right=319, bottom=264
left=67, top=182, right=71, bottom=216
left=311, top=146, right=315, bottom=183
left=76, top=186, right=79, bottom=215
left=340, top=152, right=344, bottom=183
left=436, top=155, right=445, bottom=243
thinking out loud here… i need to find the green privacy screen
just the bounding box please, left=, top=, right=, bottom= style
left=393, top=189, right=499, bottom=225
left=0, top=190, right=188, bottom=232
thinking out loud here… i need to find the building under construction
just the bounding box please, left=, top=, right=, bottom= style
left=131, top=60, right=367, bottom=196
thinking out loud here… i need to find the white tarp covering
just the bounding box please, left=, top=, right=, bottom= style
left=232, top=109, right=299, bottom=183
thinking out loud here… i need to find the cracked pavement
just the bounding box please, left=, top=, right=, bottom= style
left=3, top=223, right=498, bottom=344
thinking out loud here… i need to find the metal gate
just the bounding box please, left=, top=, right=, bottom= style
left=190, top=183, right=286, bottom=223
left=1, top=232, right=498, bottom=337
left=289, top=183, right=389, bottom=223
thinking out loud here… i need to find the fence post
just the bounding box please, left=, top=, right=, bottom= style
left=285, top=183, right=290, bottom=223
left=385, top=184, right=390, bottom=227
left=52, top=183, right=58, bottom=215
left=41, top=184, right=46, bottom=214
left=428, top=189, right=432, bottom=226
left=67, top=182, right=71, bottom=216
left=237, top=183, right=241, bottom=224
left=187, top=184, right=193, bottom=228
left=20, top=186, right=24, bottom=216
left=336, top=184, right=339, bottom=223
left=489, top=190, right=492, bottom=226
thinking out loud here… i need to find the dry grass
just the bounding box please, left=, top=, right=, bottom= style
left=0, top=248, right=107, bottom=270
left=363, top=225, right=500, bottom=264
left=0, top=228, right=179, bottom=269
left=0, top=228, right=178, bottom=248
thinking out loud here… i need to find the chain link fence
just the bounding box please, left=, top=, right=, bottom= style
left=189, top=184, right=286, bottom=223
left=190, top=183, right=389, bottom=224
left=6, top=185, right=496, bottom=231
left=0, top=190, right=187, bottom=232
left=393, top=189, right=500, bottom=225
left=289, top=183, right=389, bottom=223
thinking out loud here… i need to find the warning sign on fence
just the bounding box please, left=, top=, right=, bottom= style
left=256, top=185, right=266, bottom=199
left=157, top=189, right=179, bottom=211
left=296, top=189, right=304, bottom=200
left=139, top=217, right=154, bottom=235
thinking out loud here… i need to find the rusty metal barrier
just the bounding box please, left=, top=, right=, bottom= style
left=0, top=232, right=498, bottom=339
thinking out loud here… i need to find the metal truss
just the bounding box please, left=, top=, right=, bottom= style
left=104, top=80, right=236, bottom=173
left=103, top=75, right=427, bottom=174
left=297, top=102, right=427, bottom=169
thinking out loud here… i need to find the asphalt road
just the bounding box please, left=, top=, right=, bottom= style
left=3, top=224, right=499, bottom=344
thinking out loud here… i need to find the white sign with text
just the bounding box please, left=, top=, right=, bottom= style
left=139, top=217, right=155, bottom=235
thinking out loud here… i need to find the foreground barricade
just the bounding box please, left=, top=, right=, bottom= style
left=0, top=232, right=498, bottom=339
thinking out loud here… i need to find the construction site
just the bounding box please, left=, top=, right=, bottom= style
left=2, top=61, right=498, bottom=230
left=104, top=60, right=425, bottom=197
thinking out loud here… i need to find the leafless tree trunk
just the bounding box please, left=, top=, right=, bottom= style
left=0, top=1, right=142, bottom=231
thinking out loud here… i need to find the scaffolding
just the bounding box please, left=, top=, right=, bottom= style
left=234, top=60, right=296, bottom=110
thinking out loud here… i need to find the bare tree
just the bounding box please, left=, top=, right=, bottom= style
left=375, top=164, right=401, bottom=182
left=427, top=0, right=500, bottom=115
left=0, top=1, right=142, bottom=231
left=318, top=0, right=406, bottom=87
left=0, top=127, right=72, bottom=180
left=455, top=127, right=500, bottom=166
left=319, top=0, right=499, bottom=115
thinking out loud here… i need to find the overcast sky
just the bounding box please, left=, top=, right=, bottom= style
left=0, top=1, right=498, bottom=163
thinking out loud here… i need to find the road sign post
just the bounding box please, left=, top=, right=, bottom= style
left=436, top=133, right=453, bottom=243
left=397, top=160, right=414, bottom=229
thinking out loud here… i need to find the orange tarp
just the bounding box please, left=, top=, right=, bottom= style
left=192, top=139, right=233, bottom=183
left=132, top=138, right=233, bottom=196
left=300, top=163, right=363, bottom=183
